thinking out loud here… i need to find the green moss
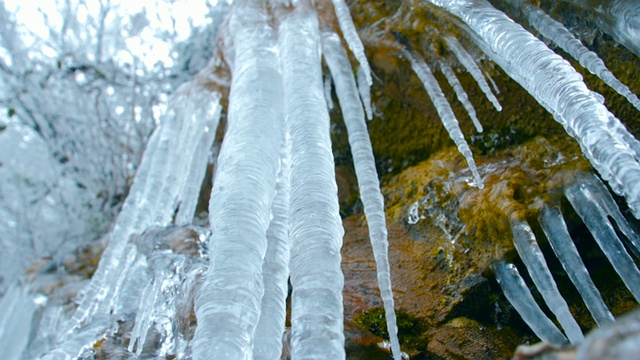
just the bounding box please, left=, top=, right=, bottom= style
left=353, top=307, right=429, bottom=350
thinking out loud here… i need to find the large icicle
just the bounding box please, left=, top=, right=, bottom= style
left=192, top=1, right=285, bottom=358
left=427, top=0, right=640, bottom=218
left=515, top=0, right=640, bottom=112
left=565, top=177, right=640, bottom=302
left=440, top=62, right=483, bottom=132
left=280, top=3, right=345, bottom=358
left=444, top=36, right=502, bottom=111
left=539, top=205, right=615, bottom=326
left=493, top=261, right=569, bottom=345
left=253, top=138, right=291, bottom=360
left=331, top=0, right=372, bottom=87
left=322, top=29, right=402, bottom=360
left=511, top=219, right=584, bottom=344
left=401, top=46, right=484, bottom=188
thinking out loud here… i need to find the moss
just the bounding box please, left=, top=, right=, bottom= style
left=353, top=306, right=429, bottom=351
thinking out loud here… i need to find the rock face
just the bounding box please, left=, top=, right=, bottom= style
left=335, top=1, right=640, bottom=349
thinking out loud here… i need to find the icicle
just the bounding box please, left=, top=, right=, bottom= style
left=440, top=62, right=483, bottom=132
left=565, top=177, right=640, bottom=302
left=485, top=70, right=500, bottom=94
left=401, top=46, right=484, bottom=188
left=192, top=2, right=285, bottom=358
left=280, top=3, right=345, bottom=358
left=175, top=92, right=222, bottom=225
left=357, top=66, right=374, bottom=120
left=0, top=283, right=36, bottom=358
left=517, top=1, right=640, bottom=112
left=253, top=137, right=291, bottom=360
left=575, top=173, right=640, bottom=258
left=322, top=29, right=402, bottom=360
left=511, top=219, right=584, bottom=344
left=444, top=36, right=502, bottom=112
left=493, top=260, right=570, bottom=345
left=324, top=74, right=334, bottom=111
left=428, top=0, right=640, bottom=218
left=129, top=274, right=162, bottom=355
left=331, top=0, right=372, bottom=86
left=539, top=205, right=615, bottom=326
left=64, top=104, right=178, bottom=335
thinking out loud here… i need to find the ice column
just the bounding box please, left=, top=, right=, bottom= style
left=565, top=177, right=640, bottom=302
left=280, top=3, right=346, bottom=358
left=401, top=46, right=484, bottom=188
left=444, top=36, right=502, bottom=112
left=511, top=219, right=584, bottom=344
left=331, top=0, right=372, bottom=88
left=253, top=139, right=291, bottom=360
left=517, top=0, right=640, bottom=112
left=427, top=0, right=640, bottom=218
left=192, top=1, right=284, bottom=358
left=539, top=205, right=615, bottom=326
left=493, top=261, right=569, bottom=345
left=322, top=29, right=402, bottom=360
left=440, top=62, right=483, bottom=132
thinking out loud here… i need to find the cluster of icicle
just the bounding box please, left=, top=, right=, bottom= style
left=417, top=0, right=640, bottom=219
left=193, top=0, right=402, bottom=358
left=494, top=173, right=640, bottom=345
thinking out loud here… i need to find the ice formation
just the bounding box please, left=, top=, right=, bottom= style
left=511, top=219, right=585, bottom=344
left=494, top=260, right=569, bottom=345
left=192, top=1, right=284, bottom=357
left=281, top=4, right=345, bottom=357
left=322, top=29, right=401, bottom=360
left=440, top=62, right=483, bottom=132
left=426, top=0, right=640, bottom=218
left=401, top=46, right=484, bottom=188
left=539, top=205, right=615, bottom=326
left=3, top=0, right=640, bottom=358
left=513, top=0, right=640, bottom=111
left=443, top=36, right=502, bottom=112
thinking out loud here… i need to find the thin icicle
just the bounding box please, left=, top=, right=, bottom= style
left=565, top=178, right=640, bottom=302
left=516, top=1, right=640, bottom=112
left=493, top=260, right=569, bottom=345
left=322, top=29, right=401, bottom=360
left=575, top=173, right=640, bottom=258
left=280, top=3, right=345, bottom=358
left=331, top=0, right=372, bottom=86
left=430, top=0, right=640, bottom=218
left=511, top=219, right=584, bottom=344
left=175, top=92, right=222, bottom=225
left=357, top=66, right=374, bottom=120
left=485, top=70, right=500, bottom=94
left=444, top=36, right=502, bottom=112
left=253, top=137, right=291, bottom=360
left=401, top=46, right=484, bottom=188
left=324, top=74, right=334, bottom=111
left=440, top=62, right=483, bottom=132
left=129, top=273, right=162, bottom=355
left=192, top=1, right=285, bottom=358
left=539, top=205, right=615, bottom=326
